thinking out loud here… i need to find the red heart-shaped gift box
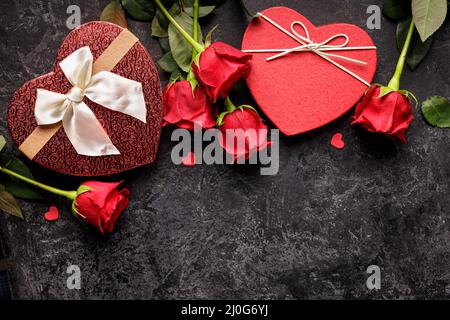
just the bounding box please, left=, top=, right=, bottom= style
left=242, top=7, right=377, bottom=136
left=8, top=22, right=163, bottom=176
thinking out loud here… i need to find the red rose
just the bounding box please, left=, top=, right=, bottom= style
left=351, top=85, right=414, bottom=143
left=192, top=42, right=252, bottom=102
left=218, top=107, right=271, bottom=161
left=163, top=80, right=216, bottom=130
left=73, top=181, right=130, bottom=234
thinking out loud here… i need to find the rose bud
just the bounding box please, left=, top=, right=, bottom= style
left=163, top=80, right=216, bottom=130
left=351, top=85, right=414, bottom=143
left=217, top=98, right=272, bottom=161
left=192, top=42, right=252, bottom=102
left=72, top=181, right=130, bottom=234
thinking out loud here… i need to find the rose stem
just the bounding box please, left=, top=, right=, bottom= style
left=154, top=0, right=204, bottom=53
left=0, top=166, right=77, bottom=200
left=187, top=0, right=200, bottom=84
left=192, top=0, right=199, bottom=60
left=388, top=19, right=415, bottom=91
left=224, top=96, right=237, bottom=112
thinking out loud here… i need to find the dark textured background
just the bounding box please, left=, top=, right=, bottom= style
left=0, top=0, right=449, bottom=299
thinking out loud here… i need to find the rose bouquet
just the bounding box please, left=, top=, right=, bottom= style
left=154, top=0, right=271, bottom=160
left=101, top=0, right=272, bottom=161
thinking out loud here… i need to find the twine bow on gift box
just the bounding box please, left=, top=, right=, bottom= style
left=33, top=46, right=147, bottom=157
left=243, top=13, right=377, bottom=86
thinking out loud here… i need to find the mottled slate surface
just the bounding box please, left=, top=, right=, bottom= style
left=0, top=0, right=449, bottom=299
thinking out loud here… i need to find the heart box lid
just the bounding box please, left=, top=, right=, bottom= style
left=8, top=21, right=163, bottom=176
left=242, top=7, right=377, bottom=136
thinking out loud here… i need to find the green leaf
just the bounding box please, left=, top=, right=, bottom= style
left=100, top=0, right=128, bottom=28
left=397, top=17, right=433, bottom=70
left=168, top=12, right=203, bottom=72
left=239, top=0, right=255, bottom=17
left=198, top=6, right=216, bottom=17
left=0, top=135, right=6, bottom=152
left=155, top=3, right=181, bottom=30
left=204, top=25, right=219, bottom=47
left=170, top=68, right=183, bottom=82
left=422, top=96, right=450, bottom=127
left=383, top=0, right=411, bottom=20
left=0, top=154, right=43, bottom=200
left=0, top=186, right=23, bottom=219
left=159, top=37, right=171, bottom=53
left=156, top=9, right=170, bottom=30
left=152, top=3, right=183, bottom=39
left=185, top=6, right=216, bottom=17
left=120, top=0, right=155, bottom=21
left=152, top=15, right=168, bottom=37
left=412, top=0, right=447, bottom=41
left=158, top=52, right=179, bottom=72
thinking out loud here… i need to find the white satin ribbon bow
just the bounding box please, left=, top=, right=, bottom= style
left=243, top=13, right=377, bottom=86
left=35, top=46, right=147, bottom=156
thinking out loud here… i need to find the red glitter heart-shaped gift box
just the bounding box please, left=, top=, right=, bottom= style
left=8, top=22, right=163, bottom=176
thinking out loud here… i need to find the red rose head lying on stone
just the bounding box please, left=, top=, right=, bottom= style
left=352, top=84, right=414, bottom=143
left=72, top=181, right=130, bottom=234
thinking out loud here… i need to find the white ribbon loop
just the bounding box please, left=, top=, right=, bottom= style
left=34, top=46, right=147, bottom=156
left=243, top=13, right=377, bottom=86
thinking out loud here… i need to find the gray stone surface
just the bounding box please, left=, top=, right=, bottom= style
left=0, top=0, right=449, bottom=299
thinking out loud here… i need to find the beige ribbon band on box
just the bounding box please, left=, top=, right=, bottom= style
left=19, top=29, right=141, bottom=160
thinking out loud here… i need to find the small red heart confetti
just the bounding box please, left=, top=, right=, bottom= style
left=331, top=133, right=345, bottom=150
left=182, top=151, right=196, bottom=167
left=44, top=206, right=59, bottom=222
